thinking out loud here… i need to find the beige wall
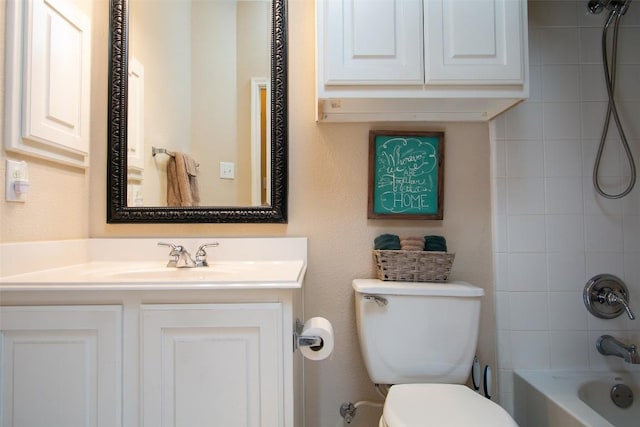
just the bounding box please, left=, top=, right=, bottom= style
left=0, top=0, right=90, bottom=242
left=3, top=1, right=497, bottom=425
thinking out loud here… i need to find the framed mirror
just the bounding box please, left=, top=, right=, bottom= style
left=107, top=0, right=287, bottom=223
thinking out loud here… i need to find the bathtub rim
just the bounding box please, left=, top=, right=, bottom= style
left=513, top=369, right=634, bottom=427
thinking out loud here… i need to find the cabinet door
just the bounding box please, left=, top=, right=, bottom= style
left=424, top=0, right=526, bottom=84
left=0, top=306, right=122, bottom=427
left=141, top=303, right=284, bottom=427
left=320, top=0, right=424, bottom=84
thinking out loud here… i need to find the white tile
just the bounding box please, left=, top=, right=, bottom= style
left=495, top=252, right=509, bottom=291
left=544, top=140, right=583, bottom=177
left=504, top=102, right=543, bottom=140
left=584, top=214, right=624, bottom=252
left=544, top=102, right=582, bottom=140
left=494, top=214, right=508, bottom=253
left=618, top=28, right=640, bottom=63
left=497, top=331, right=513, bottom=370
left=510, top=331, right=550, bottom=369
left=500, top=393, right=515, bottom=418
left=581, top=103, right=608, bottom=139
left=528, top=0, right=577, bottom=28
left=548, top=292, right=588, bottom=330
left=528, top=28, right=542, bottom=67
left=506, top=141, right=544, bottom=177
left=583, top=177, right=625, bottom=216
left=586, top=252, right=625, bottom=278
left=492, top=138, right=506, bottom=178
left=496, top=292, right=511, bottom=330
left=493, top=178, right=507, bottom=215
left=499, top=369, right=514, bottom=394
left=546, top=215, right=585, bottom=252
left=547, top=252, right=587, bottom=291
left=582, top=138, right=621, bottom=178
left=579, top=28, right=603, bottom=64
left=622, top=184, right=640, bottom=215
left=507, top=215, right=547, bottom=252
left=624, top=254, right=640, bottom=289
left=507, top=179, right=545, bottom=215
left=542, top=65, right=580, bottom=102
left=580, top=65, right=608, bottom=102
left=540, top=29, right=579, bottom=65
left=615, top=65, right=640, bottom=101
left=529, top=65, right=542, bottom=102
left=623, top=215, right=640, bottom=252
left=510, top=292, right=549, bottom=330
left=549, top=331, right=590, bottom=370
left=546, top=177, right=584, bottom=214
left=618, top=102, right=640, bottom=140
left=507, top=253, right=548, bottom=291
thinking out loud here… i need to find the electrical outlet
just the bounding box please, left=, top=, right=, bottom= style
left=6, top=160, right=30, bottom=202
left=220, top=162, right=235, bottom=179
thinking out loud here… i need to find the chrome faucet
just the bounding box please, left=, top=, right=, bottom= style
left=158, top=242, right=196, bottom=268
left=195, top=242, right=219, bottom=267
left=597, top=335, right=640, bottom=364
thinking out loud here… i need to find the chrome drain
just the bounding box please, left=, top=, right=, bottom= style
left=611, top=384, right=633, bottom=409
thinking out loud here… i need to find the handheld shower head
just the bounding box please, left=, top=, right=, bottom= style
left=587, top=0, right=633, bottom=15
left=588, top=0, right=610, bottom=14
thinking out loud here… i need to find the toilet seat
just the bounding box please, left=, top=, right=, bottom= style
left=380, top=384, right=517, bottom=427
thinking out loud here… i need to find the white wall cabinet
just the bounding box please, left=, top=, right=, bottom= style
left=4, top=0, right=92, bottom=168
left=0, top=306, right=122, bottom=427
left=317, top=0, right=529, bottom=121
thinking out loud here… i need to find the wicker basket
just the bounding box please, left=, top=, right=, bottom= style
left=373, top=250, right=455, bottom=282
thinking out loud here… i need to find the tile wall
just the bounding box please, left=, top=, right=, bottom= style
left=490, top=0, right=640, bottom=413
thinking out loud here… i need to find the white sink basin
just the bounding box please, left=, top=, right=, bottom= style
left=0, top=260, right=305, bottom=290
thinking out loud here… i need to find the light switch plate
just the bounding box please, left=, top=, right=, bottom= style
left=220, top=161, right=235, bottom=179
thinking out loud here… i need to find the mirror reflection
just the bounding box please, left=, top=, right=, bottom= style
left=126, top=0, right=271, bottom=207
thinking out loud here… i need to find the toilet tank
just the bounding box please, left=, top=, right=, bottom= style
left=352, top=279, right=484, bottom=385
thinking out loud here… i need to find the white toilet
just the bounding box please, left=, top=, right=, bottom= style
left=353, top=279, right=517, bottom=427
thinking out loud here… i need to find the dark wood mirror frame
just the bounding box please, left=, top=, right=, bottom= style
left=107, top=0, right=288, bottom=223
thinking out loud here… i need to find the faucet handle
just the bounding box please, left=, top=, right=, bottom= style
left=195, top=242, right=219, bottom=267
left=607, top=291, right=636, bottom=320
left=158, top=242, right=180, bottom=267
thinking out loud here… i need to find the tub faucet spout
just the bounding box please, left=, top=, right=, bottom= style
left=596, top=335, right=640, bottom=364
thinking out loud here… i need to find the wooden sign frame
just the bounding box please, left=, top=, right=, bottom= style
left=368, top=130, right=444, bottom=220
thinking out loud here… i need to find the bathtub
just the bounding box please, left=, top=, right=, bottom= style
left=514, top=370, right=640, bottom=427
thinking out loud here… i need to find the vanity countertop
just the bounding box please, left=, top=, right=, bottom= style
left=0, top=260, right=305, bottom=291
left=0, top=237, right=308, bottom=292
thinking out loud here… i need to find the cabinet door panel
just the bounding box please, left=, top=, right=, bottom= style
left=141, top=303, right=283, bottom=427
left=425, top=0, right=525, bottom=84
left=0, top=306, right=122, bottom=427
left=321, top=0, right=424, bottom=84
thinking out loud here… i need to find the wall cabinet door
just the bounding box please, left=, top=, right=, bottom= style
left=424, top=0, right=525, bottom=84
left=141, top=303, right=284, bottom=427
left=0, top=306, right=122, bottom=427
left=320, top=0, right=424, bottom=84
left=319, top=0, right=525, bottom=86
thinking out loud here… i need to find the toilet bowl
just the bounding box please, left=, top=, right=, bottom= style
left=352, top=279, right=517, bottom=426
left=379, top=384, right=517, bottom=427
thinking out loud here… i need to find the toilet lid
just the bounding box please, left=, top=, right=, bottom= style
left=383, top=384, right=518, bottom=427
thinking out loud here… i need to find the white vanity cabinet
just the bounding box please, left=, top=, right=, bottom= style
left=0, top=306, right=122, bottom=427
left=141, top=303, right=285, bottom=427
left=0, top=292, right=298, bottom=427
left=317, top=0, right=529, bottom=121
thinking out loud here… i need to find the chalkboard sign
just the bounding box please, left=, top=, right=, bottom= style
left=368, top=131, right=444, bottom=219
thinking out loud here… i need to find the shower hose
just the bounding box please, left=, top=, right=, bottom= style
left=592, top=8, right=637, bottom=199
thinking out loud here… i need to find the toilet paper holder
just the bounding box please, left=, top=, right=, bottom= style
left=294, top=319, right=323, bottom=349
